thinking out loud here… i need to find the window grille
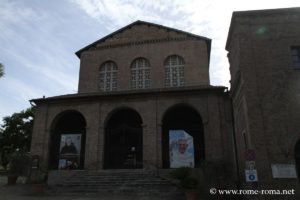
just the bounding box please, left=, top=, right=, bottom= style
left=164, top=55, right=185, bottom=87
left=131, top=58, right=151, bottom=89
left=99, top=61, right=118, bottom=91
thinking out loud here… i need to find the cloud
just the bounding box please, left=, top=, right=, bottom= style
left=0, top=0, right=38, bottom=23
left=71, top=0, right=191, bottom=30
left=0, top=1, right=80, bottom=93
left=0, top=76, right=42, bottom=120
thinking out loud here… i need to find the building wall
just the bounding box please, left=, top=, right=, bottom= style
left=78, top=24, right=210, bottom=93
left=227, top=8, right=300, bottom=192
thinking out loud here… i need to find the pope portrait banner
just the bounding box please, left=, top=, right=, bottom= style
left=169, top=130, right=194, bottom=168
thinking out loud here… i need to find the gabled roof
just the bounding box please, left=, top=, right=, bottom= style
left=75, top=20, right=211, bottom=58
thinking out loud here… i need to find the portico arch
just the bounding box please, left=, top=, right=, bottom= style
left=49, top=110, right=86, bottom=170
left=104, top=107, right=143, bottom=169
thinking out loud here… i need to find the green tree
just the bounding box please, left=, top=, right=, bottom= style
left=0, top=107, right=34, bottom=169
left=0, top=63, right=4, bottom=78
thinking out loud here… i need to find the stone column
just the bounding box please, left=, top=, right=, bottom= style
left=41, top=128, right=51, bottom=168
left=156, top=123, right=163, bottom=168
left=142, top=123, right=156, bottom=169
left=202, top=122, right=211, bottom=161
left=97, top=125, right=105, bottom=169
left=30, top=104, right=49, bottom=169
left=84, top=124, right=99, bottom=170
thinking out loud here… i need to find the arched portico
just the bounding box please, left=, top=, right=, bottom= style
left=48, top=110, right=86, bottom=170
left=104, top=107, right=143, bottom=169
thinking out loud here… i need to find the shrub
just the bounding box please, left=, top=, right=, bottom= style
left=8, top=150, right=31, bottom=176
left=170, top=167, right=198, bottom=190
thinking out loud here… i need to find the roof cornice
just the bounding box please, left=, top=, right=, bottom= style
left=75, top=20, right=211, bottom=58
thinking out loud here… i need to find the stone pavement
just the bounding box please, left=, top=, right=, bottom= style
left=0, top=176, right=184, bottom=200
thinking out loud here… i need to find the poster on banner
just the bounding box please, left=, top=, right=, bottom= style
left=169, top=130, right=194, bottom=168
left=58, top=134, right=81, bottom=169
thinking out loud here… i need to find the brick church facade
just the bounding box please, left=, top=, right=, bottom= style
left=30, top=7, right=300, bottom=197
left=30, top=20, right=234, bottom=170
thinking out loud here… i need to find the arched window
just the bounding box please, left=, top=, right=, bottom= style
left=130, top=58, right=150, bottom=89
left=99, top=61, right=118, bottom=91
left=164, top=55, right=185, bottom=87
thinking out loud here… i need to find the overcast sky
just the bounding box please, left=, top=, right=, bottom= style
left=0, top=0, right=299, bottom=121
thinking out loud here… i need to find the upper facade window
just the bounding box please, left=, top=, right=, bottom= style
left=291, top=46, right=300, bottom=69
left=99, top=61, right=118, bottom=91
left=164, top=55, right=185, bottom=87
left=130, top=58, right=151, bottom=89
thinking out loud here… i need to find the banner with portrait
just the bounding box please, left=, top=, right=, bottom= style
left=58, top=134, right=81, bottom=170
left=169, top=130, right=194, bottom=168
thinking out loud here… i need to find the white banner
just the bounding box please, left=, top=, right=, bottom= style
left=271, top=164, right=297, bottom=178
left=169, top=130, right=194, bottom=168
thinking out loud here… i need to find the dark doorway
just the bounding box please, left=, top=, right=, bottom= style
left=295, top=139, right=300, bottom=181
left=162, top=105, right=204, bottom=168
left=104, top=108, right=143, bottom=169
left=49, top=111, right=86, bottom=170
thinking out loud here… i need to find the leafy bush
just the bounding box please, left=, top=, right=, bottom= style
left=170, top=167, right=190, bottom=180
left=170, top=167, right=198, bottom=190
left=181, top=176, right=198, bottom=189
left=9, top=150, right=31, bottom=176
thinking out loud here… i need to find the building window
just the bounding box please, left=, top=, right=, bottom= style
left=130, top=58, right=151, bottom=89
left=291, top=46, right=300, bottom=69
left=164, top=55, right=185, bottom=87
left=99, top=61, right=118, bottom=91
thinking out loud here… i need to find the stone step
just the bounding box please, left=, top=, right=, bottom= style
left=63, top=177, right=166, bottom=183
left=57, top=183, right=172, bottom=187
left=50, top=189, right=184, bottom=198
left=71, top=169, right=155, bottom=173
left=54, top=185, right=178, bottom=190
left=60, top=180, right=171, bottom=184
left=52, top=186, right=180, bottom=194
left=70, top=174, right=155, bottom=176
left=48, top=169, right=182, bottom=196
left=51, top=187, right=180, bottom=194
left=65, top=176, right=159, bottom=180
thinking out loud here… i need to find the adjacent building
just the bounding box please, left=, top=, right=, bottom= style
left=227, top=7, right=300, bottom=195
